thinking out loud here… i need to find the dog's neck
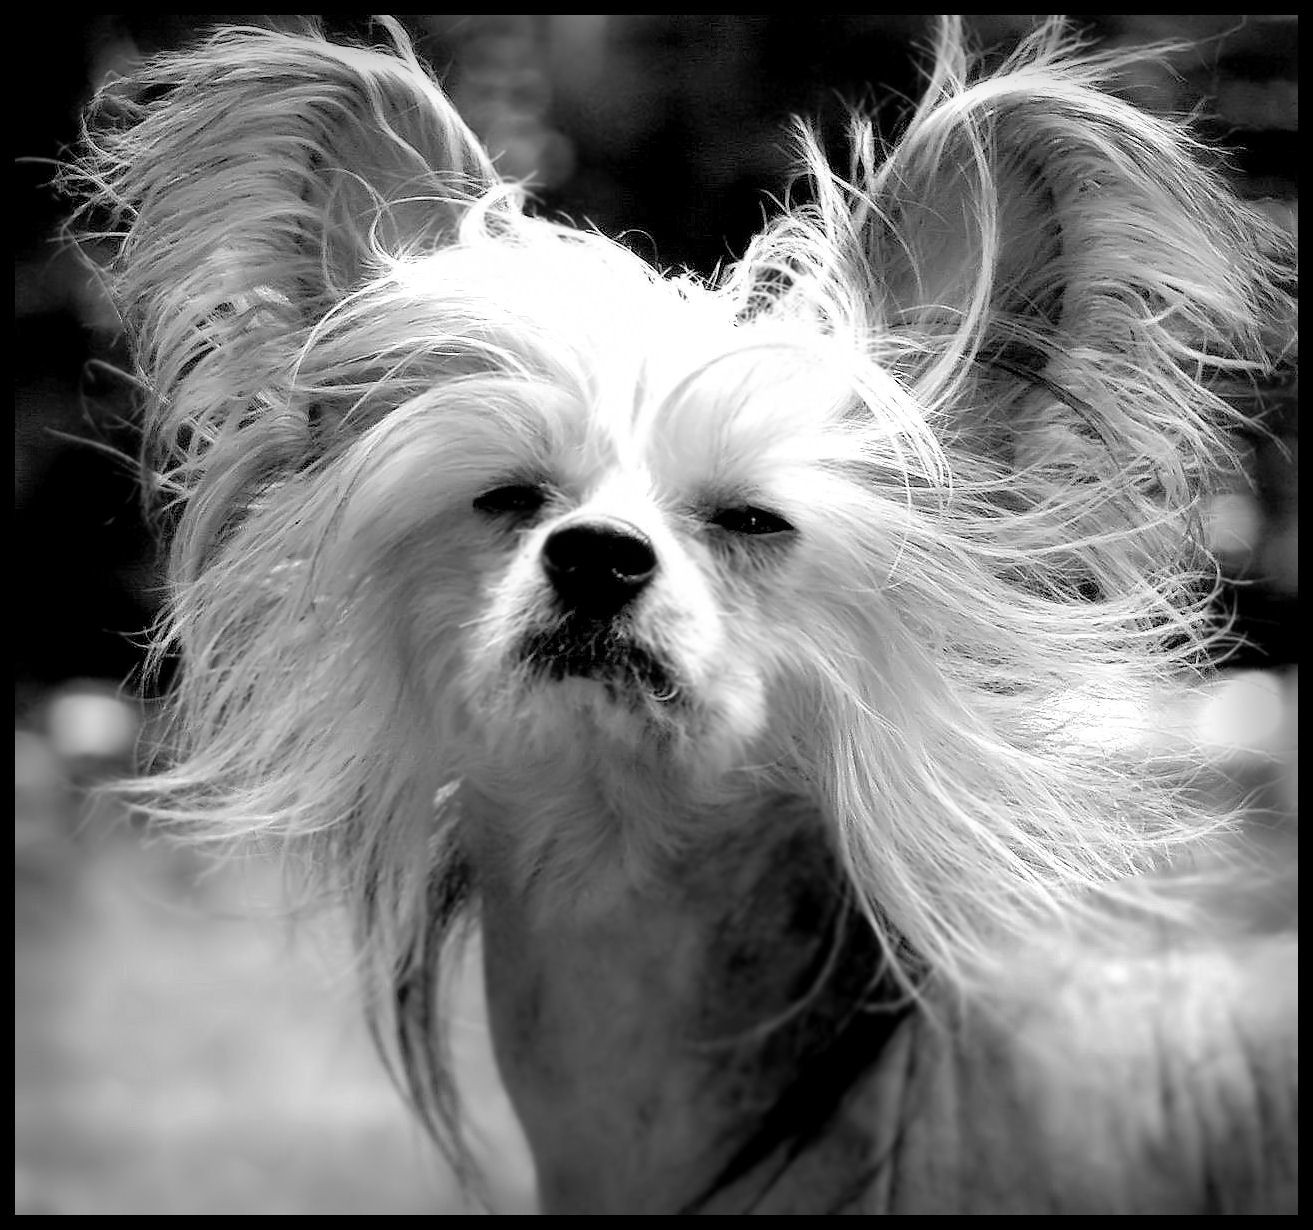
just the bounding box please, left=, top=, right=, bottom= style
left=465, top=785, right=912, bottom=1213
left=466, top=780, right=1300, bottom=1214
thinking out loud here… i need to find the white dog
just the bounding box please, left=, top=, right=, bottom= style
left=69, top=16, right=1296, bottom=1212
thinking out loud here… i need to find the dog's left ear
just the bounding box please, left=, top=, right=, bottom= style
left=834, top=19, right=1293, bottom=490
left=68, top=18, right=502, bottom=531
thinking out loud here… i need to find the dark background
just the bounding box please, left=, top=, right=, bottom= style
left=14, top=14, right=1298, bottom=1216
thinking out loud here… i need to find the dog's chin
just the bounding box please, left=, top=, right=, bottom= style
left=463, top=619, right=715, bottom=769
left=519, top=619, right=681, bottom=708
left=457, top=611, right=774, bottom=785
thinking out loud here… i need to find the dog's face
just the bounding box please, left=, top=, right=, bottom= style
left=325, top=235, right=901, bottom=802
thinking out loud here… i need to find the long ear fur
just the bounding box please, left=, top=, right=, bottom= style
left=64, top=18, right=505, bottom=1175
left=733, top=18, right=1294, bottom=994
left=65, top=17, right=503, bottom=565
left=856, top=20, right=1292, bottom=514
left=755, top=19, right=1293, bottom=529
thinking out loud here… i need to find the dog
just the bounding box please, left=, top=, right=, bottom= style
left=67, top=15, right=1296, bottom=1213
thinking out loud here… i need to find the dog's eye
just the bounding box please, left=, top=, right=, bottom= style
left=474, top=484, right=546, bottom=518
left=710, top=506, right=795, bottom=536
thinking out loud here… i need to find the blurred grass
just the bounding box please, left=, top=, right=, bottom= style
left=14, top=758, right=536, bottom=1216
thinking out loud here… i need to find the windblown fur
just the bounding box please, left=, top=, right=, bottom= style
left=66, top=15, right=1294, bottom=1194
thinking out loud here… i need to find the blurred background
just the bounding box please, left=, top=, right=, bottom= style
left=14, top=14, right=1297, bottom=1216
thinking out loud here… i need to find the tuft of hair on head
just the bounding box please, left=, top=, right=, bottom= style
left=725, top=16, right=1295, bottom=1001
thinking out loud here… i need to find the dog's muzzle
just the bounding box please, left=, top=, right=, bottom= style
left=520, top=518, right=677, bottom=701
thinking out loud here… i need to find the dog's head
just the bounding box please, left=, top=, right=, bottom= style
left=323, top=238, right=843, bottom=779
left=70, top=18, right=1293, bottom=988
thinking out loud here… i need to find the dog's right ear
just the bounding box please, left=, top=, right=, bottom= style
left=66, top=18, right=502, bottom=515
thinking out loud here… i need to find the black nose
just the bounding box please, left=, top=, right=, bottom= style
left=542, top=519, right=658, bottom=617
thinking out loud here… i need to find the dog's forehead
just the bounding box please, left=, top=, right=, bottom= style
left=542, top=336, right=860, bottom=498
left=550, top=281, right=853, bottom=427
